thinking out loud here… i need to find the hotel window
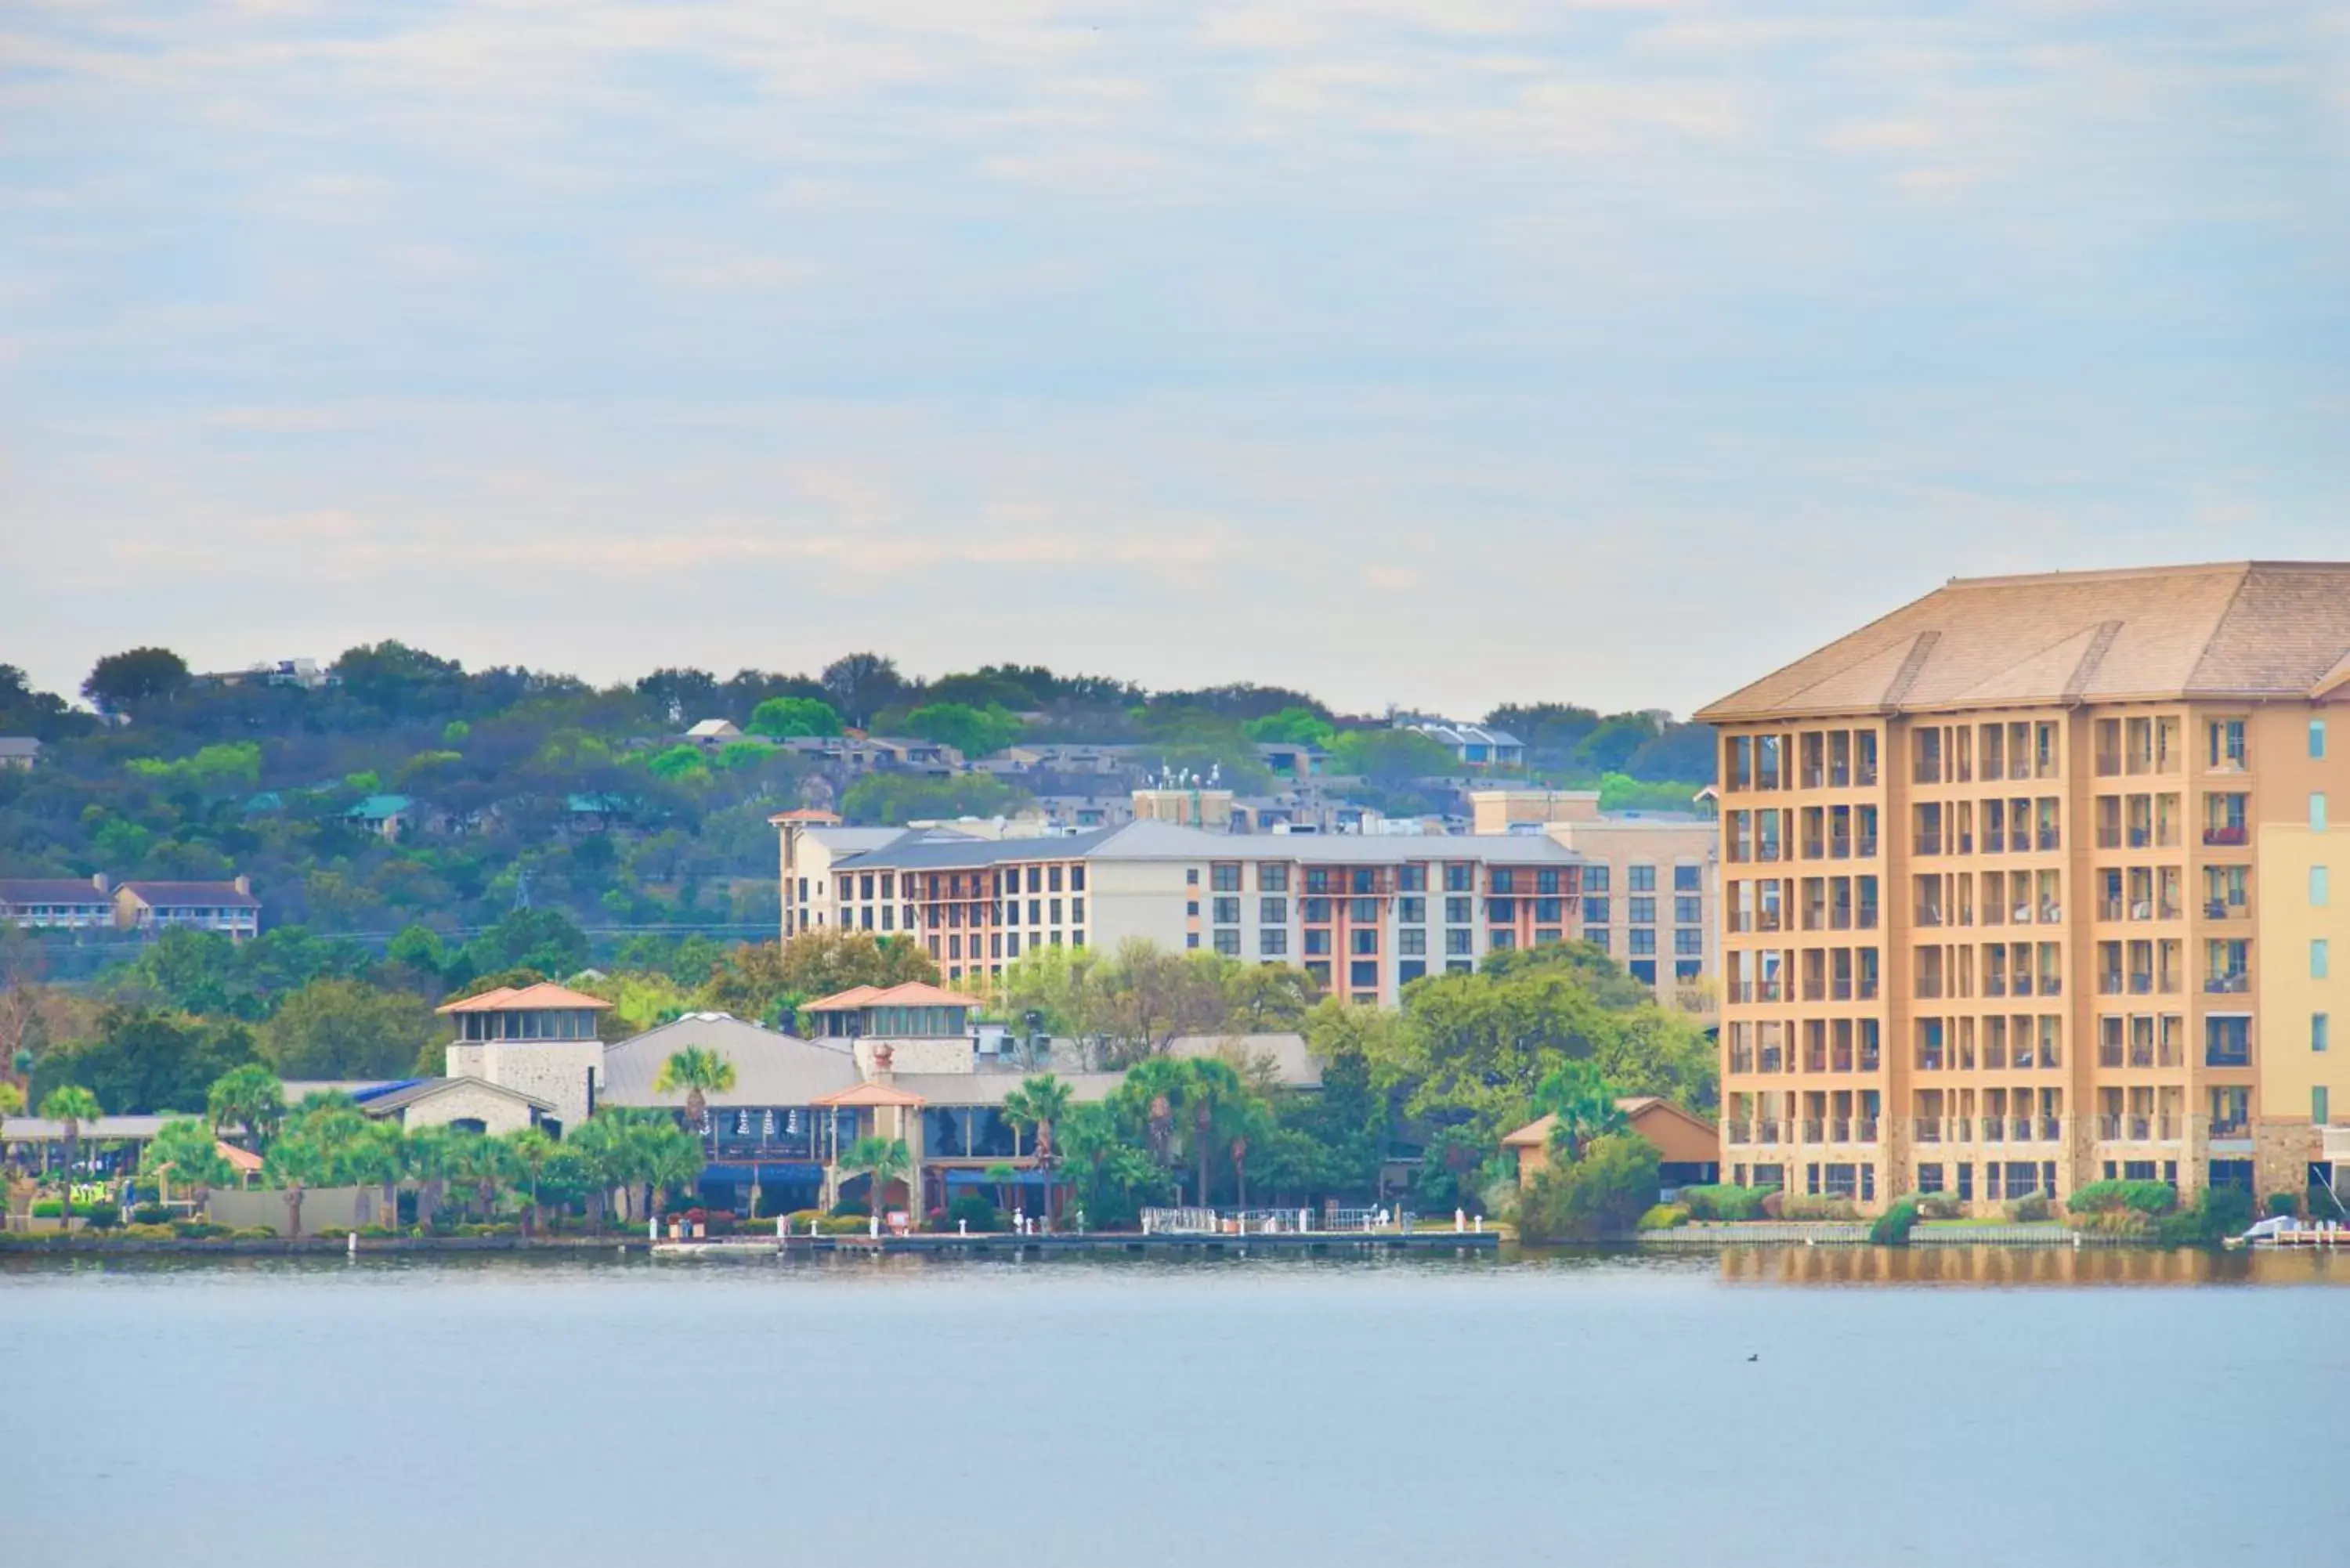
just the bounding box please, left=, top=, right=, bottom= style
left=2314, top=720, right=2329, bottom=760
left=1489, top=898, right=1517, bottom=923
left=2316, top=793, right=2330, bottom=833
left=2316, top=1013, right=2330, bottom=1052
left=1350, top=898, right=1379, bottom=923
left=1213, top=929, right=1240, bottom=956
left=1260, top=864, right=1291, bottom=892
left=1629, top=864, right=1657, bottom=893
left=1675, top=895, right=1702, bottom=924
left=1259, top=928, right=1288, bottom=956
left=1492, top=869, right=1517, bottom=894
left=1399, top=929, right=1426, bottom=956
left=1445, top=897, right=1471, bottom=925
left=1005, top=933, right=1019, bottom=957
left=2316, top=867, right=2330, bottom=906
left=1260, top=898, right=1289, bottom=925
left=2208, top=718, right=2247, bottom=769
left=1398, top=896, right=1424, bottom=923
left=1185, top=868, right=1198, bottom=886
left=1538, top=869, right=1561, bottom=895
left=1350, top=961, right=1379, bottom=991
left=1351, top=929, right=1378, bottom=956
left=1535, top=898, right=1563, bottom=923
left=1050, top=898, right=1064, bottom=924
left=2317, top=1086, right=2332, bottom=1125
left=1302, top=898, right=1330, bottom=923
left=1582, top=896, right=1609, bottom=925
left=1071, top=897, right=1084, bottom=923
left=1445, top=929, right=1472, bottom=956
left=1212, top=864, right=1242, bottom=891
left=1629, top=929, right=1656, bottom=956
left=1675, top=928, right=1703, bottom=956
left=1304, top=930, right=1331, bottom=956
left=1444, top=863, right=1473, bottom=892
left=1675, top=864, right=1702, bottom=893
left=1583, top=865, right=1611, bottom=894
left=2316, top=939, right=2331, bottom=980
left=1050, top=865, right=1065, bottom=892
left=1629, top=897, right=1655, bottom=925
left=1386, top=864, right=1420, bottom=892
left=1187, top=900, right=1199, bottom=917
left=1213, top=897, right=1240, bottom=924
left=948, top=936, right=962, bottom=959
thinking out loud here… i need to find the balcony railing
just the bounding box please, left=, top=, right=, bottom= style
left=1755, top=1121, right=1783, bottom=1144
left=2129, top=972, right=2153, bottom=995
left=2204, top=899, right=2247, bottom=922
left=2209, top=1118, right=2250, bottom=1140
left=1856, top=1116, right=1879, bottom=1143
left=1829, top=835, right=1851, bottom=859
left=1915, top=905, right=1944, bottom=927
left=1916, top=833, right=1943, bottom=855
left=2206, top=972, right=2250, bottom=995
left=2099, top=899, right=2124, bottom=921
left=2038, top=830, right=2061, bottom=852
left=1725, top=1120, right=1752, bottom=1143
left=1828, top=1117, right=1851, bottom=1143
left=2203, top=825, right=2248, bottom=847
left=1801, top=1118, right=1824, bottom=1143
left=1858, top=905, right=1879, bottom=930
left=1914, top=1118, right=1942, bottom=1143
left=1857, top=835, right=1878, bottom=858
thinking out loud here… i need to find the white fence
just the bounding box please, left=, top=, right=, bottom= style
left=1138, top=1206, right=1421, bottom=1236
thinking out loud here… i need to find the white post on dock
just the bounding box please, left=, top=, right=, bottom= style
left=1474, top=1216, right=1483, bottom=1234
left=1455, top=1208, right=1465, bottom=1234
left=649, top=1215, right=657, bottom=1243
left=347, top=1230, right=357, bottom=1259
left=960, top=1219, right=967, bottom=1236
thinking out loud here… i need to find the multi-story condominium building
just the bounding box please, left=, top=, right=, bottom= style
left=114, top=877, right=262, bottom=939
left=1696, top=562, right=2350, bottom=1212
left=1469, top=789, right=1719, bottom=1017
left=775, top=811, right=1586, bottom=1005
left=0, top=874, right=118, bottom=930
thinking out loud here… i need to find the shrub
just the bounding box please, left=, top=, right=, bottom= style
left=2266, top=1192, right=2301, bottom=1219
left=2067, top=1180, right=2177, bottom=1217
left=941, top=1193, right=1007, bottom=1233
left=2151, top=1185, right=2257, bottom=1247
left=1636, top=1204, right=1688, bottom=1231
left=1516, top=1133, right=1661, bottom=1242
left=1916, top=1191, right=1965, bottom=1221
left=173, top=1220, right=231, bottom=1240
left=118, top=1223, right=177, bottom=1241
left=30, top=1198, right=62, bottom=1219
left=1778, top=1196, right=1858, bottom=1222
left=780, top=1209, right=829, bottom=1234
left=829, top=1201, right=869, bottom=1219
left=232, top=1227, right=277, bottom=1240
left=816, top=1215, right=871, bottom=1235
left=1868, top=1198, right=1919, bottom=1247
left=1679, top=1184, right=1775, bottom=1222
left=80, top=1202, right=123, bottom=1230
left=131, top=1203, right=172, bottom=1225
left=2005, top=1193, right=2052, bottom=1223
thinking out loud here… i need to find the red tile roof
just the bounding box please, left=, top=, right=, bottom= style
left=812, top=1080, right=927, bottom=1108
left=436, top=982, right=613, bottom=1015
left=803, top=981, right=982, bottom=1013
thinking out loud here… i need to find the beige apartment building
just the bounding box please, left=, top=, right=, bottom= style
left=775, top=809, right=1588, bottom=1006
left=1696, top=562, right=2350, bottom=1213
left=1470, top=789, right=1719, bottom=1017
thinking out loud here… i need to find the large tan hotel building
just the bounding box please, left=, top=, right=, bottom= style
left=1697, top=562, right=2350, bottom=1212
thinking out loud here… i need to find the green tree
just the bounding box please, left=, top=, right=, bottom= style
left=655, top=1046, right=738, bottom=1142
left=208, top=1063, right=287, bottom=1150
left=747, top=696, right=843, bottom=739
left=1241, top=706, right=1335, bottom=747
left=1178, top=1057, right=1251, bottom=1206
left=83, top=646, right=190, bottom=714
left=464, top=908, right=589, bottom=977
left=32, top=1006, right=259, bottom=1113
left=837, top=1135, right=911, bottom=1229
left=902, top=702, right=1023, bottom=757
left=38, top=1084, right=104, bottom=1220
left=700, top=931, right=938, bottom=1020
left=839, top=773, right=1027, bottom=826
left=260, top=978, right=438, bottom=1079
left=139, top=1117, right=237, bottom=1209
left=1517, top=1131, right=1660, bottom=1241
left=1531, top=1060, right=1628, bottom=1162
left=1000, top=1073, right=1073, bottom=1164
left=503, top=1127, right=556, bottom=1234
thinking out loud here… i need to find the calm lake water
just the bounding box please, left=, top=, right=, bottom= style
left=4, top=1247, right=2345, bottom=1567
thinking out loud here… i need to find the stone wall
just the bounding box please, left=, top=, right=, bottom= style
left=446, top=1039, right=602, bottom=1130
left=205, top=1184, right=376, bottom=1235
left=400, top=1079, right=541, bottom=1136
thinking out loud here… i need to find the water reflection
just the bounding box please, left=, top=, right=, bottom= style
left=1717, top=1243, right=2349, bottom=1287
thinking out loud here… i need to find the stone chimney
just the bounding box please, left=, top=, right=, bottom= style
left=870, top=1041, right=895, bottom=1086
left=90, top=872, right=111, bottom=894
left=233, top=874, right=251, bottom=895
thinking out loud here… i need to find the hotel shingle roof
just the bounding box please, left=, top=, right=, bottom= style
left=1697, top=562, right=2350, bottom=723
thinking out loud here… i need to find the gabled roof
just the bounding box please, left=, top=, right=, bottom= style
left=360, top=1077, right=555, bottom=1115
left=803, top=981, right=982, bottom=1013
left=0, top=878, right=114, bottom=904
left=811, top=1080, right=927, bottom=1108
left=1697, top=562, right=2350, bottom=722
left=118, top=880, right=260, bottom=909
left=436, top=982, right=613, bottom=1015
left=599, top=1014, right=860, bottom=1106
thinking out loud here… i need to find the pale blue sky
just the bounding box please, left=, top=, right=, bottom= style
left=3, top=2, right=2345, bottom=718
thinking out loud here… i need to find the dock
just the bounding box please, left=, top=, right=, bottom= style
left=653, top=1229, right=1502, bottom=1259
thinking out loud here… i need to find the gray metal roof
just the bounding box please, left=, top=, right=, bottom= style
left=891, top=1071, right=1128, bottom=1107
left=599, top=1014, right=860, bottom=1107
left=837, top=818, right=1580, bottom=871
left=837, top=825, right=1127, bottom=871
left=2, top=1115, right=173, bottom=1140
left=1167, top=1033, right=1322, bottom=1089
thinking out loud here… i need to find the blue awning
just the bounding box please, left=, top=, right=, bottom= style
left=700, top=1162, right=822, bottom=1186
left=944, top=1168, right=1050, bottom=1187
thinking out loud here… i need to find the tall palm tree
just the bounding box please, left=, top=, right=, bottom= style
left=654, top=1046, right=737, bottom=1147
left=139, top=1118, right=235, bottom=1215
left=404, top=1125, right=461, bottom=1231
left=38, top=1085, right=102, bottom=1223
left=503, top=1128, right=555, bottom=1235
left=1179, top=1059, right=1246, bottom=1209
left=838, top=1135, right=910, bottom=1235
left=1531, top=1062, right=1626, bottom=1162
left=262, top=1130, right=324, bottom=1239
left=206, top=1064, right=285, bottom=1152
left=1001, top=1074, right=1073, bottom=1219
left=636, top=1115, right=706, bottom=1233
